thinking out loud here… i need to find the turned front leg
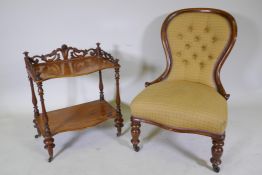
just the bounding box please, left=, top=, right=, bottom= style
left=28, top=76, right=41, bottom=138
left=37, top=82, right=55, bottom=162
left=114, top=66, right=123, bottom=136
left=131, top=117, right=141, bottom=152
left=210, top=134, right=225, bottom=173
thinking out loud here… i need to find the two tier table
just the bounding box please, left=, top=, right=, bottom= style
left=24, top=43, right=123, bottom=162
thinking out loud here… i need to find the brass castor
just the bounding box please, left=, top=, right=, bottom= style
left=213, top=165, right=220, bottom=173
left=116, top=132, right=121, bottom=137
left=48, top=157, right=53, bottom=162
left=133, top=145, right=140, bottom=152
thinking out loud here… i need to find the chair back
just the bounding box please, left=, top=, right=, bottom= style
left=161, top=8, right=237, bottom=97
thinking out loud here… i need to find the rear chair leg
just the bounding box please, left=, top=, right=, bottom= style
left=210, top=134, right=225, bottom=173
left=131, top=117, right=141, bottom=152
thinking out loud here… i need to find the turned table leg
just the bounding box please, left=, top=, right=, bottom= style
left=28, top=76, right=41, bottom=138
left=210, top=134, right=225, bottom=173
left=131, top=117, right=141, bottom=152
left=37, top=82, right=55, bottom=162
left=114, top=67, right=123, bottom=136
left=98, top=70, right=104, bottom=101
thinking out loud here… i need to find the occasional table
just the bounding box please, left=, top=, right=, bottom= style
left=24, top=43, right=123, bottom=162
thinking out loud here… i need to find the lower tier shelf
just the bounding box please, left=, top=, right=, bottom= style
left=36, top=100, right=117, bottom=136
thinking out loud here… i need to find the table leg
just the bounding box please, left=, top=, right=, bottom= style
left=36, top=82, right=55, bottom=162
left=28, top=76, right=41, bottom=138
left=99, top=70, right=104, bottom=100
left=114, top=67, right=123, bottom=136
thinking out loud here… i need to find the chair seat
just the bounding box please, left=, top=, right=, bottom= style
left=130, top=80, right=227, bottom=134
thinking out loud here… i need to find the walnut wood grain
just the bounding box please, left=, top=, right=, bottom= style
left=36, top=100, right=117, bottom=136
left=24, top=43, right=119, bottom=83
left=25, top=43, right=123, bottom=162
left=32, top=56, right=116, bottom=82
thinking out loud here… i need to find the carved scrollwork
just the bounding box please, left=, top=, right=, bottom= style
left=24, top=43, right=119, bottom=65
left=69, top=48, right=95, bottom=59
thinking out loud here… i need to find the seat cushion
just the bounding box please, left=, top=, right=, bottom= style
left=130, top=80, right=227, bottom=134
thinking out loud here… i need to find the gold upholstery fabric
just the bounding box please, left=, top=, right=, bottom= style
left=166, top=12, right=231, bottom=87
left=131, top=80, right=227, bottom=134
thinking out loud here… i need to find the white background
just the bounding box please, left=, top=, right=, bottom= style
left=1, top=0, right=262, bottom=111
left=0, top=0, right=261, bottom=175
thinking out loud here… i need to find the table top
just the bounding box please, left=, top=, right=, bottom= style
left=36, top=100, right=117, bottom=136
left=24, top=44, right=119, bottom=82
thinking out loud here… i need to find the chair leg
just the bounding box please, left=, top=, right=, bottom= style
left=131, top=117, right=141, bottom=152
left=210, top=134, right=225, bottom=173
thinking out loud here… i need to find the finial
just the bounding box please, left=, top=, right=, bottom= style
left=96, top=42, right=101, bottom=56
left=61, top=44, right=68, bottom=50
left=23, top=51, right=29, bottom=57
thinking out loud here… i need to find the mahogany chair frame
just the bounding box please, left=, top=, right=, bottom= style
left=131, top=8, right=237, bottom=172
left=25, top=43, right=123, bottom=162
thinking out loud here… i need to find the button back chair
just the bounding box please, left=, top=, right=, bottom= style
left=130, top=8, right=237, bottom=172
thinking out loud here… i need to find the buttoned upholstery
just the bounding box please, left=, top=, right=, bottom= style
left=130, top=9, right=237, bottom=172
left=130, top=10, right=234, bottom=135
left=166, top=12, right=231, bottom=87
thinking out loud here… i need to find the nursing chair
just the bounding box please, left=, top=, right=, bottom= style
left=130, top=8, right=237, bottom=172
